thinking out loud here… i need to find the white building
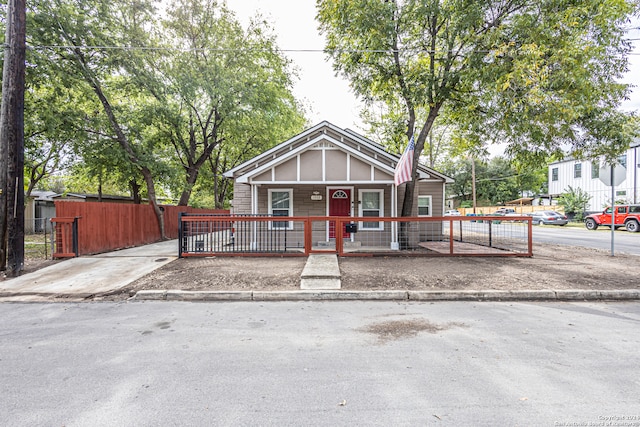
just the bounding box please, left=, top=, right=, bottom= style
left=548, top=140, right=640, bottom=212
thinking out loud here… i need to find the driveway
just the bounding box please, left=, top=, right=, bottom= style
left=0, top=240, right=177, bottom=301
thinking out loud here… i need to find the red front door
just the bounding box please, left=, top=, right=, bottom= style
left=329, top=189, right=351, bottom=239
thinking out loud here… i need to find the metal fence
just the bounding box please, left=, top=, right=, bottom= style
left=24, top=218, right=54, bottom=260
left=179, top=214, right=532, bottom=257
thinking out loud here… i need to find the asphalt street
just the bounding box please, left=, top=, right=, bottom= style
left=1, top=301, right=639, bottom=426
left=531, top=224, right=640, bottom=255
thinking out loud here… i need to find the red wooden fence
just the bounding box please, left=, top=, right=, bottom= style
left=54, top=201, right=228, bottom=256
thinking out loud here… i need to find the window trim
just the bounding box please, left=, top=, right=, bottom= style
left=591, top=161, right=600, bottom=179
left=268, top=188, right=293, bottom=230
left=574, top=163, right=582, bottom=179
left=358, top=189, right=384, bottom=231
left=417, top=195, right=432, bottom=217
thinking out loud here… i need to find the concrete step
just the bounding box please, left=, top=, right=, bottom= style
left=300, top=254, right=341, bottom=290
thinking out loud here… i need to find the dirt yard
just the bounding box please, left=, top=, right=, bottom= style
left=107, top=242, right=639, bottom=299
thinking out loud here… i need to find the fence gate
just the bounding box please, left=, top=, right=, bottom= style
left=50, top=217, right=79, bottom=258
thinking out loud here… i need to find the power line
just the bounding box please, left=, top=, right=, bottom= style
left=28, top=44, right=640, bottom=55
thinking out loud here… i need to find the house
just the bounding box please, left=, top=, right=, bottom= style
left=548, top=139, right=640, bottom=212
left=25, top=190, right=57, bottom=233
left=223, top=121, right=453, bottom=250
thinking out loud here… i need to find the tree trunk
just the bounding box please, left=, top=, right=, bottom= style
left=0, top=0, right=26, bottom=275
left=130, top=179, right=141, bottom=204
left=400, top=105, right=442, bottom=217
left=141, top=167, right=166, bottom=240
left=177, top=167, right=198, bottom=206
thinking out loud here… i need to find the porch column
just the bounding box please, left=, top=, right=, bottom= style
left=391, top=184, right=399, bottom=250
left=250, top=184, right=258, bottom=250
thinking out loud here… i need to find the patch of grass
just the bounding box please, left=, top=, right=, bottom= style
left=24, top=233, right=50, bottom=259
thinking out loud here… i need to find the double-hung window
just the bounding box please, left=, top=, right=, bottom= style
left=574, top=163, right=582, bottom=178
left=359, top=189, right=384, bottom=230
left=268, top=189, right=293, bottom=230
left=417, top=196, right=432, bottom=216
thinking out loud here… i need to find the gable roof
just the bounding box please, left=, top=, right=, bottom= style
left=224, top=121, right=453, bottom=184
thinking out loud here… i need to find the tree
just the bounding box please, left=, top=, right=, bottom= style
left=133, top=0, right=305, bottom=206
left=317, top=0, right=638, bottom=217
left=444, top=155, right=548, bottom=205
left=31, top=0, right=169, bottom=238
left=557, top=185, right=591, bottom=221
left=23, top=84, right=83, bottom=197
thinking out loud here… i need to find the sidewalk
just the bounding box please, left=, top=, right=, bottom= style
left=1, top=240, right=639, bottom=302
left=0, top=240, right=177, bottom=301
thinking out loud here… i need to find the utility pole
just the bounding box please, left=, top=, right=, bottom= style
left=471, top=156, right=477, bottom=214
left=0, top=0, right=27, bottom=276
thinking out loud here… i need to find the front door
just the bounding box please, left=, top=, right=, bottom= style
left=329, top=189, right=351, bottom=239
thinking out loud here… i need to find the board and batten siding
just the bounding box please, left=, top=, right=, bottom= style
left=549, top=147, right=640, bottom=211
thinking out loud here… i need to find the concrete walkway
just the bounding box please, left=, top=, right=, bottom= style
left=300, top=254, right=341, bottom=290
left=0, top=240, right=177, bottom=301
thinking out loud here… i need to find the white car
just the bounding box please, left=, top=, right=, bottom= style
left=444, top=209, right=461, bottom=216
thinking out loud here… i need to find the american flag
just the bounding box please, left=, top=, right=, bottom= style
left=394, top=135, right=414, bottom=186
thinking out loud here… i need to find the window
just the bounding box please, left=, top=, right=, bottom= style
left=591, top=162, right=600, bottom=179
left=268, top=189, right=292, bottom=230
left=574, top=163, right=582, bottom=178
left=418, top=196, right=432, bottom=216
left=619, top=154, right=627, bottom=168
left=359, top=189, right=384, bottom=230
left=616, top=190, right=627, bottom=197
left=551, top=168, right=558, bottom=181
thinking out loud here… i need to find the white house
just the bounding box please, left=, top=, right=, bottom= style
left=548, top=140, right=640, bottom=211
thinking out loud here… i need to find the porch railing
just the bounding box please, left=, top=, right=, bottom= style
left=178, top=214, right=532, bottom=257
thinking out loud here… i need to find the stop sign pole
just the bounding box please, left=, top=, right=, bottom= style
left=599, top=163, right=627, bottom=257
left=610, top=167, right=615, bottom=257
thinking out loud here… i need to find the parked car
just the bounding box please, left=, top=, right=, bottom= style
left=584, top=205, right=640, bottom=232
left=528, top=211, right=568, bottom=226
left=493, top=208, right=517, bottom=216
left=444, top=209, right=461, bottom=216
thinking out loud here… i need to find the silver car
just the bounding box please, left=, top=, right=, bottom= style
left=529, top=211, right=568, bottom=226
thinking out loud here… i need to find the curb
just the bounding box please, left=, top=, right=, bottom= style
left=132, top=289, right=640, bottom=302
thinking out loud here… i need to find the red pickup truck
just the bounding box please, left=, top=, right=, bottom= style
left=584, top=205, right=640, bottom=232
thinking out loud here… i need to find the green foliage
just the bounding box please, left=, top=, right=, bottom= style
left=557, top=185, right=591, bottom=218
left=142, top=0, right=306, bottom=205
left=21, top=0, right=306, bottom=208
left=444, top=156, right=548, bottom=205
left=317, top=0, right=639, bottom=173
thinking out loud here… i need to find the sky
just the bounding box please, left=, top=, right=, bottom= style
left=228, top=1, right=640, bottom=135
